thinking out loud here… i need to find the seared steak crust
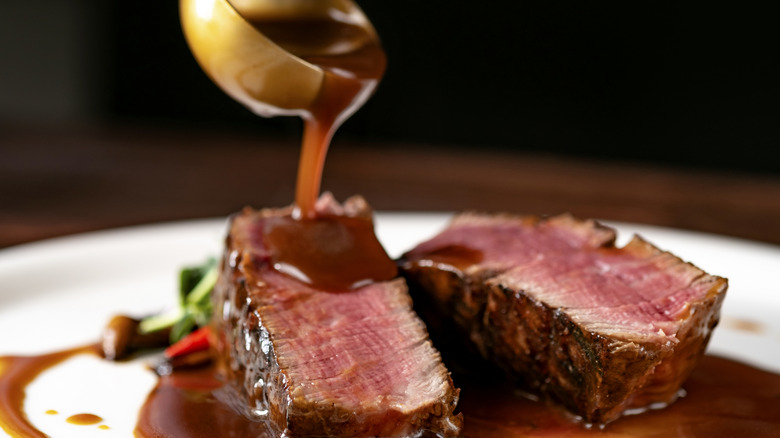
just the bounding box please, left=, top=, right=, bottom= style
left=213, top=197, right=462, bottom=437
left=401, top=213, right=727, bottom=425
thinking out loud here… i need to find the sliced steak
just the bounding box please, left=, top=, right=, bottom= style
left=213, top=196, right=462, bottom=437
left=400, top=213, right=727, bottom=425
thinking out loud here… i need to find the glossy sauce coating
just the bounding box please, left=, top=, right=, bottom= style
left=264, top=213, right=398, bottom=291
left=415, top=244, right=485, bottom=271
left=135, top=364, right=272, bottom=438
left=2, top=346, right=779, bottom=437
left=457, top=355, right=780, bottom=437
left=134, top=355, right=780, bottom=437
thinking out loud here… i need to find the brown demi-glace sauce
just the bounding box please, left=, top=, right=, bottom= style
left=135, top=363, right=272, bottom=438
left=65, top=413, right=103, bottom=426
left=265, top=214, right=397, bottom=291
left=2, top=4, right=779, bottom=438
left=0, top=344, right=101, bottom=437
left=239, top=9, right=396, bottom=291
left=455, top=356, right=780, bottom=437
left=246, top=17, right=386, bottom=219
left=1, top=349, right=779, bottom=437
left=134, top=350, right=780, bottom=437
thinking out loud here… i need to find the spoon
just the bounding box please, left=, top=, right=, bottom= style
left=179, top=0, right=382, bottom=118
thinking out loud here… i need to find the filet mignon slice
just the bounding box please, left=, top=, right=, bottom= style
left=400, top=213, right=727, bottom=425
left=213, top=195, right=462, bottom=437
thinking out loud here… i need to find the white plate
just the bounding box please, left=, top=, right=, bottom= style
left=1, top=214, right=779, bottom=437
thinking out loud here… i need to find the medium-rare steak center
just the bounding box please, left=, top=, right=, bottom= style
left=213, top=196, right=462, bottom=437
left=401, top=213, right=727, bottom=425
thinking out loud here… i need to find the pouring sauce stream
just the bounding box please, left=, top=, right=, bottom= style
left=236, top=9, right=394, bottom=290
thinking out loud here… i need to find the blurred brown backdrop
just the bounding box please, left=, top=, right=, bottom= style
left=2, top=1, right=779, bottom=248
left=4, top=1, right=779, bottom=172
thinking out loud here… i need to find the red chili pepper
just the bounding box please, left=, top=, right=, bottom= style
left=164, top=326, right=212, bottom=359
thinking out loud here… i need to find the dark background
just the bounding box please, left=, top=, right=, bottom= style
left=2, top=1, right=779, bottom=174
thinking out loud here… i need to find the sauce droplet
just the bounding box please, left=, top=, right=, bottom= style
left=44, top=410, right=58, bottom=415
left=66, top=413, right=103, bottom=426
left=722, top=316, right=766, bottom=334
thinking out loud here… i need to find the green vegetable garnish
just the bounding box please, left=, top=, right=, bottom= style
left=139, top=258, right=218, bottom=342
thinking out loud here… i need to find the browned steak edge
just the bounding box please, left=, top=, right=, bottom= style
left=213, top=208, right=463, bottom=437
left=400, top=213, right=727, bottom=425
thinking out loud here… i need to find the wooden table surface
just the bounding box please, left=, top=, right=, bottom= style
left=2, top=123, right=780, bottom=250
